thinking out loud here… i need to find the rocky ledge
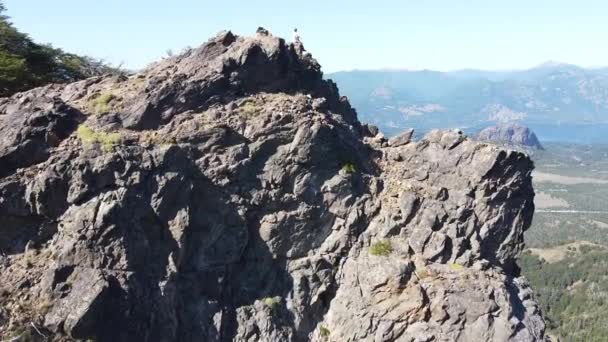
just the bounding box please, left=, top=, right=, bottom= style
left=0, top=29, right=544, bottom=341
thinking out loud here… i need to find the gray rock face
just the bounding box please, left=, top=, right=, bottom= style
left=476, top=124, right=544, bottom=150
left=388, top=128, right=414, bottom=147
left=0, top=29, right=544, bottom=341
left=0, top=96, right=84, bottom=178
left=327, top=129, right=541, bottom=341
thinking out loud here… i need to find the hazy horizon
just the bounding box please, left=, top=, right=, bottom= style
left=5, top=0, right=608, bottom=73
left=329, top=61, right=608, bottom=74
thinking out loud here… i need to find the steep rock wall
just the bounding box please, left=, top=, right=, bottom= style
left=0, top=29, right=544, bottom=342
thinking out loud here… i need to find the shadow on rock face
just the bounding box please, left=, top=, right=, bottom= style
left=35, top=122, right=362, bottom=341
left=0, top=96, right=85, bottom=178
left=0, top=29, right=544, bottom=342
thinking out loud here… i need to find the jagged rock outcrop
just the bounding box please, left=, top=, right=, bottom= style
left=476, top=124, right=544, bottom=150
left=0, top=29, right=544, bottom=341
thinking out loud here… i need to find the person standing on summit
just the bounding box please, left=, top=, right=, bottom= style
left=292, top=28, right=301, bottom=44
left=291, top=28, right=308, bottom=56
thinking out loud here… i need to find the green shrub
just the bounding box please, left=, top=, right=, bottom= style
left=0, top=2, right=121, bottom=97
left=342, top=163, right=356, bottom=173
left=319, top=326, right=330, bottom=338
left=262, top=296, right=281, bottom=311
left=90, top=92, right=116, bottom=114
left=0, top=51, right=26, bottom=92
left=520, top=247, right=608, bottom=339
left=76, top=125, right=121, bottom=152
left=369, top=240, right=392, bottom=256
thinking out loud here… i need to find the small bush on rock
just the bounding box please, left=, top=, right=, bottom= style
left=319, top=326, right=330, bottom=338
left=369, top=240, right=392, bottom=256
left=262, top=296, right=281, bottom=311
left=90, top=92, right=116, bottom=114
left=342, top=163, right=356, bottom=174
left=76, top=125, right=121, bottom=152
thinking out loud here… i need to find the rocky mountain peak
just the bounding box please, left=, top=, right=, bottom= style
left=1, top=28, right=352, bottom=131
left=477, top=123, right=544, bottom=150
left=0, top=30, right=544, bottom=341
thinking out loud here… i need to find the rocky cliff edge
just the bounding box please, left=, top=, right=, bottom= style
left=0, top=29, right=544, bottom=341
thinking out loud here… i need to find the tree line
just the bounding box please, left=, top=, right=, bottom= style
left=0, top=1, right=120, bottom=97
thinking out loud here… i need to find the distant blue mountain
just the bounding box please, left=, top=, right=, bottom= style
left=328, top=63, right=608, bottom=143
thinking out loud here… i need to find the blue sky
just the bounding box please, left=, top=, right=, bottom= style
left=4, top=0, right=607, bottom=72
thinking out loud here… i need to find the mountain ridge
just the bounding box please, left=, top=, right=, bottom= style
left=328, top=64, right=608, bottom=143
left=0, top=29, right=544, bottom=341
left=331, top=60, right=606, bottom=75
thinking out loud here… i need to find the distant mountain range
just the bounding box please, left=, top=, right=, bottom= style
left=328, top=62, right=608, bottom=143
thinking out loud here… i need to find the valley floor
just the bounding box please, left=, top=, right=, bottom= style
left=521, top=143, right=608, bottom=341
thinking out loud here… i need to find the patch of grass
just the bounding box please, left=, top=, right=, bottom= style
left=22, top=255, right=33, bottom=268
left=21, top=247, right=35, bottom=268
left=140, top=131, right=176, bottom=146
left=319, top=326, right=330, bottom=338
left=369, top=240, right=392, bottom=256
left=239, top=101, right=257, bottom=114
left=90, top=92, right=116, bottom=115
left=342, top=163, right=356, bottom=174
left=262, top=296, right=281, bottom=311
left=129, top=76, right=146, bottom=90
left=76, top=125, right=121, bottom=152
left=37, top=295, right=52, bottom=315
left=448, top=262, right=463, bottom=271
